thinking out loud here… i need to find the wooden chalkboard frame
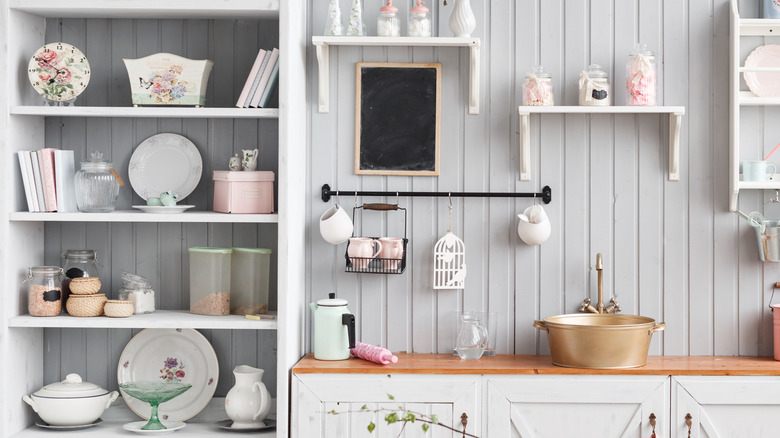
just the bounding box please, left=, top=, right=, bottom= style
left=355, top=62, right=441, bottom=176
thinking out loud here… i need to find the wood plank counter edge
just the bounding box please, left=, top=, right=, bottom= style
left=292, top=353, right=780, bottom=376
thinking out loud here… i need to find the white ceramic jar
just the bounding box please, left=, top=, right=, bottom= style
left=22, top=374, right=118, bottom=426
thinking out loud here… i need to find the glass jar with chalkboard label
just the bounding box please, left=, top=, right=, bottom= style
left=578, top=64, right=611, bottom=106
left=377, top=1, right=400, bottom=37
left=408, top=1, right=431, bottom=37
left=24, top=266, right=64, bottom=317
left=522, top=65, right=554, bottom=106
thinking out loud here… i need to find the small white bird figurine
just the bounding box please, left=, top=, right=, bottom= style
left=446, top=264, right=467, bottom=287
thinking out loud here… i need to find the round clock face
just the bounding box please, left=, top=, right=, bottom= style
left=28, top=42, right=91, bottom=102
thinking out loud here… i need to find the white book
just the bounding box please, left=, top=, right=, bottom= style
left=249, top=48, right=279, bottom=108
left=23, top=151, right=40, bottom=212
left=17, top=151, right=35, bottom=212
left=54, top=149, right=78, bottom=213
left=30, top=151, right=46, bottom=212
left=235, top=49, right=267, bottom=108
left=244, top=50, right=272, bottom=108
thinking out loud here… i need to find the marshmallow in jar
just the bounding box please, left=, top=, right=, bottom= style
left=522, top=65, right=554, bottom=106
left=377, top=1, right=400, bottom=37
left=579, top=64, right=611, bottom=106
left=626, top=44, right=657, bottom=106
left=408, top=1, right=431, bottom=37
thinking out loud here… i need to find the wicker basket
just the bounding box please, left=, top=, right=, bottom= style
left=69, top=277, right=102, bottom=295
left=66, top=293, right=107, bottom=317
left=104, top=300, right=134, bottom=318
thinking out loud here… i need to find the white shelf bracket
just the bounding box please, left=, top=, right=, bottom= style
left=469, top=43, right=480, bottom=114
left=315, top=42, right=330, bottom=113
left=669, top=112, right=683, bottom=181
left=519, top=110, right=530, bottom=181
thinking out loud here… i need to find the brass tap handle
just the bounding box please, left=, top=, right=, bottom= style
left=578, top=298, right=591, bottom=312
left=685, top=413, right=693, bottom=437
left=610, top=298, right=621, bottom=313
left=596, top=253, right=603, bottom=270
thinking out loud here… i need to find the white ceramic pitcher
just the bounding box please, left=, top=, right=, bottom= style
left=225, top=365, right=271, bottom=429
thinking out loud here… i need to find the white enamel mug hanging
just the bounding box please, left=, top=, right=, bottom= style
left=434, top=195, right=466, bottom=289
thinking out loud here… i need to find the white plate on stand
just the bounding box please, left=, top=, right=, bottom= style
left=132, top=205, right=195, bottom=214
left=123, top=421, right=186, bottom=435
left=128, top=133, right=202, bottom=201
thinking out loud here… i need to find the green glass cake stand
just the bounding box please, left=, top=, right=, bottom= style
left=119, top=381, right=192, bottom=430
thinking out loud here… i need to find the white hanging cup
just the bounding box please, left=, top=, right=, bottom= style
left=320, top=204, right=354, bottom=245
left=517, top=204, right=551, bottom=246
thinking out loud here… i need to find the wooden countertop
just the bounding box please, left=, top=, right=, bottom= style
left=293, top=353, right=780, bottom=376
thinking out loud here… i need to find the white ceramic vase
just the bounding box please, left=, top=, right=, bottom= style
left=225, top=365, right=272, bottom=429
left=448, top=0, right=476, bottom=38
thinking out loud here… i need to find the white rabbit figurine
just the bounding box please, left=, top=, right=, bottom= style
left=242, top=149, right=258, bottom=171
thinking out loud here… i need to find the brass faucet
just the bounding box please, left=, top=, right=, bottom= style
left=579, top=253, right=621, bottom=314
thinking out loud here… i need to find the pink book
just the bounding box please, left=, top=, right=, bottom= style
left=235, top=49, right=267, bottom=108
left=249, top=48, right=279, bottom=108
left=38, top=148, right=58, bottom=212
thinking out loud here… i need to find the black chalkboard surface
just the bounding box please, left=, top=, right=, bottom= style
left=355, top=63, right=441, bottom=175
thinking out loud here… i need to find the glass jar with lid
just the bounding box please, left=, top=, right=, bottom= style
left=377, top=0, right=400, bottom=37
left=24, top=266, right=64, bottom=316
left=189, top=247, right=232, bottom=315
left=230, top=247, right=272, bottom=315
left=118, top=272, right=155, bottom=314
left=74, top=151, right=120, bottom=213
left=626, top=43, right=657, bottom=106
left=408, top=1, right=431, bottom=37
left=578, top=64, right=611, bottom=106
left=61, top=249, right=100, bottom=309
left=522, top=65, right=554, bottom=106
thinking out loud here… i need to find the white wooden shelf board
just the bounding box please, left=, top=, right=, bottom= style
left=8, top=0, right=279, bottom=18
left=737, top=181, right=780, bottom=190
left=312, top=36, right=481, bottom=114
left=738, top=91, right=780, bottom=106
left=8, top=310, right=278, bottom=330
left=739, top=18, right=780, bottom=35
left=518, top=106, right=685, bottom=181
left=10, top=106, right=279, bottom=119
left=9, top=211, right=279, bottom=223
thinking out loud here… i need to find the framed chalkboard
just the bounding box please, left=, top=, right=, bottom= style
left=355, top=62, right=441, bottom=176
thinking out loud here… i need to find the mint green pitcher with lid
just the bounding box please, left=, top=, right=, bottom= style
left=310, top=293, right=355, bottom=360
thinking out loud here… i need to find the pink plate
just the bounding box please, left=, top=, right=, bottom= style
left=745, top=45, right=780, bottom=97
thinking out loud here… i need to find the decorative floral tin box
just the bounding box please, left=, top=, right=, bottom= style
left=123, top=53, right=213, bottom=106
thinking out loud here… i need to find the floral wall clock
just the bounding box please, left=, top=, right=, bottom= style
left=27, top=42, right=91, bottom=103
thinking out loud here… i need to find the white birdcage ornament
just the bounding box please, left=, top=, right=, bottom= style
left=434, top=196, right=466, bottom=289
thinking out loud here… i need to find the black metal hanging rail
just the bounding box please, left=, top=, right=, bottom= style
left=321, top=184, right=552, bottom=204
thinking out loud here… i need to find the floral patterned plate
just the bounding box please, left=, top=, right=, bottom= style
left=118, top=329, right=218, bottom=422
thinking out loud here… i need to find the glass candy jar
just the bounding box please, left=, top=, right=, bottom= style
left=74, top=151, right=120, bottom=212
left=61, top=249, right=100, bottom=309
left=118, top=272, right=155, bottom=314
left=579, top=64, right=611, bottom=106
left=626, top=44, right=657, bottom=106
left=408, top=1, right=431, bottom=37
left=25, top=266, right=64, bottom=316
left=522, top=65, right=554, bottom=106
left=377, top=1, right=400, bottom=37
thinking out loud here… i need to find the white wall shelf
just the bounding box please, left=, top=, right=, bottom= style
left=311, top=36, right=481, bottom=114
left=8, top=0, right=279, bottom=19
left=10, top=106, right=279, bottom=119
left=518, top=106, right=685, bottom=181
left=9, top=310, right=278, bottom=330
left=9, top=211, right=279, bottom=223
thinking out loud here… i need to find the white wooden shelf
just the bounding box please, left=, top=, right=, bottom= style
left=8, top=0, right=279, bottom=19
left=11, top=422, right=277, bottom=438
left=737, top=181, right=780, bottom=190
left=518, top=106, right=685, bottom=181
left=737, top=91, right=780, bottom=106
left=8, top=310, right=278, bottom=330
left=739, top=18, right=780, bottom=35
left=9, top=211, right=279, bottom=223
left=10, top=106, right=279, bottom=119
left=311, top=36, right=481, bottom=114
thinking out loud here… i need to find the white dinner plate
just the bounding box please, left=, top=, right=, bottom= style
left=132, top=205, right=195, bottom=214
left=118, top=329, right=218, bottom=422
left=745, top=44, right=780, bottom=97
left=128, top=133, right=203, bottom=201
left=35, top=418, right=103, bottom=430
left=123, top=421, right=186, bottom=435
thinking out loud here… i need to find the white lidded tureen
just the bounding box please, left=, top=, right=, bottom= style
left=22, top=373, right=119, bottom=426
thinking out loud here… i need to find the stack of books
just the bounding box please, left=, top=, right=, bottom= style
left=17, top=149, right=78, bottom=213
left=235, top=47, right=280, bottom=108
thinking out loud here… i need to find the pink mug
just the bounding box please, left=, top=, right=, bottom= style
left=378, top=237, right=404, bottom=270
left=347, top=237, right=383, bottom=269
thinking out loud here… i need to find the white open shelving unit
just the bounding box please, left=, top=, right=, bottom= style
left=0, top=0, right=306, bottom=436
left=311, top=36, right=481, bottom=114
left=729, top=0, right=780, bottom=210
left=518, top=105, right=685, bottom=182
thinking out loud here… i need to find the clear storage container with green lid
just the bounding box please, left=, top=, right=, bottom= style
left=230, top=247, right=272, bottom=315
left=188, top=247, right=232, bottom=315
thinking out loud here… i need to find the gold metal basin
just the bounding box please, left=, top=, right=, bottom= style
left=533, top=314, right=665, bottom=369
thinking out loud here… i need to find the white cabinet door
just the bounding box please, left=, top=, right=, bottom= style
left=292, top=373, right=480, bottom=438
left=486, top=375, right=670, bottom=438
left=672, top=376, right=780, bottom=438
